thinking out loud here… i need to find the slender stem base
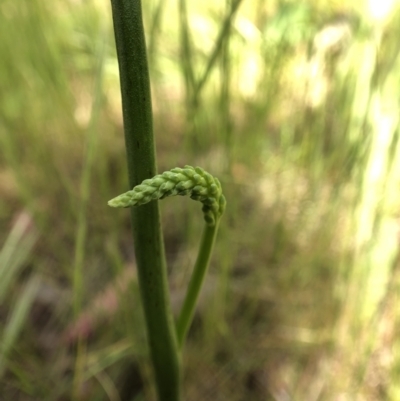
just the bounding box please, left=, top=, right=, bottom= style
left=176, top=222, right=219, bottom=348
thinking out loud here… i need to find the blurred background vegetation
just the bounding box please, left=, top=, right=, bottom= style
left=1, top=0, right=400, bottom=400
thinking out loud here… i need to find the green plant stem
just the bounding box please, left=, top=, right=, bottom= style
left=178, top=0, right=195, bottom=93
left=194, top=0, right=243, bottom=98
left=73, top=28, right=105, bottom=319
left=109, top=1, right=181, bottom=400
left=176, top=222, right=220, bottom=348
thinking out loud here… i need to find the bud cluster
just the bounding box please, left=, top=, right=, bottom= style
left=108, top=165, right=226, bottom=226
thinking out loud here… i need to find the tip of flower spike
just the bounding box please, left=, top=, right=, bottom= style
left=107, top=198, right=122, bottom=208
left=108, top=194, right=132, bottom=208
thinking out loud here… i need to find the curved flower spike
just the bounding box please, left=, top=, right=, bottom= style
left=108, top=165, right=226, bottom=226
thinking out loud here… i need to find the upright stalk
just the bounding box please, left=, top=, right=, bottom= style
left=109, top=1, right=181, bottom=400
left=176, top=223, right=219, bottom=348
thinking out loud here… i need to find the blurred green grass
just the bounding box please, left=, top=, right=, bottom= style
left=1, top=0, right=400, bottom=400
